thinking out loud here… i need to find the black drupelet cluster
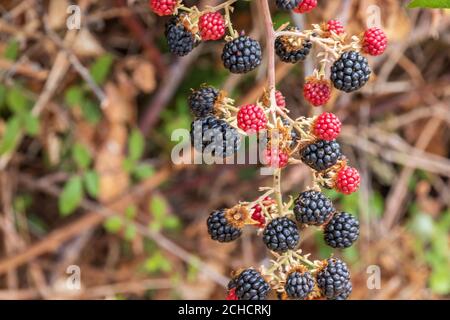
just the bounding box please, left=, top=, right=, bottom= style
left=330, top=51, right=371, bottom=92
left=206, top=209, right=241, bottom=243
left=262, top=217, right=300, bottom=253
left=293, top=190, right=335, bottom=226
left=284, top=271, right=315, bottom=300
left=300, top=139, right=341, bottom=171
left=234, top=269, right=271, bottom=300
left=333, top=282, right=352, bottom=300
left=188, top=86, right=219, bottom=118
left=275, top=0, right=301, bottom=10
left=324, top=211, right=360, bottom=248
left=222, top=35, right=262, bottom=73
left=316, top=258, right=351, bottom=299
left=190, top=116, right=241, bottom=157
left=275, top=35, right=312, bottom=64
left=165, top=15, right=198, bottom=56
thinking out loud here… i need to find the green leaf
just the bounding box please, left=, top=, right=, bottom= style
left=123, top=158, right=135, bottom=173
left=4, top=39, right=20, bottom=61
left=143, top=251, right=171, bottom=274
left=132, top=163, right=154, bottom=180
left=72, top=143, right=92, bottom=169
left=65, top=85, right=84, bottom=107
left=408, top=0, right=450, bottom=8
left=128, top=128, right=145, bottom=161
left=22, top=114, right=40, bottom=136
left=162, top=216, right=181, bottom=231
left=124, top=223, right=137, bottom=241
left=125, top=205, right=137, bottom=220
left=90, top=54, right=114, bottom=85
left=80, top=98, right=102, bottom=124
left=104, top=216, right=123, bottom=233
left=6, top=86, right=30, bottom=114
left=83, top=170, right=99, bottom=198
left=149, top=195, right=167, bottom=222
left=0, top=117, right=21, bottom=155
left=59, top=176, right=83, bottom=216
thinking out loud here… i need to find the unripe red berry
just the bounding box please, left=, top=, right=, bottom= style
left=303, top=79, right=331, bottom=106
left=293, top=0, right=317, bottom=14
left=335, top=166, right=360, bottom=194
left=237, top=104, right=268, bottom=133
left=264, top=148, right=289, bottom=168
left=362, top=27, right=387, bottom=56
left=149, top=0, right=178, bottom=16
left=226, top=287, right=238, bottom=300
left=251, top=196, right=274, bottom=228
left=275, top=90, right=286, bottom=109
left=199, top=12, right=226, bottom=41
left=326, top=20, right=345, bottom=35
left=313, top=112, right=341, bottom=141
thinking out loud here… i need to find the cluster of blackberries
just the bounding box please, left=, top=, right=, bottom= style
left=227, top=257, right=352, bottom=300
left=188, top=86, right=241, bottom=158
left=293, top=190, right=360, bottom=249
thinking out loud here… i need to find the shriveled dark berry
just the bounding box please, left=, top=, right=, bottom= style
left=316, top=258, right=351, bottom=299
left=235, top=269, right=270, bottom=300
left=188, top=86, right=219, bottom=118
left=324, top=211, right=360, bottom=248
left=293, top=190, right=334, bottom=226
left=190, top=116, right=241, bottom=157
left=285, top=271, right=315, bottom=300
left=165, top=15, right=198, bottom=56
left=282, top=119, right=299, bottom=149
left=330, top=51, right=371, bottom=92
left=300, top=139, right=341, bottom=171
left=275, top=34, right=312, bottom=64
left=262, top=217, right=300, bottom=253
left=206, top=209, right=241, bottom=243
left=222, top=35, right=262, bottom=73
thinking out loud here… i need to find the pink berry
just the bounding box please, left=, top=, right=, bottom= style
left=149, top=0, right=177, bottom=16
left=313, top=112, right=341, bottom=141
left=362, top=27, right=387, bottom=56
left=264, top=148, right=289, bottom=168
left=335, top=166, right=360, bottom=194
left=237, top=104, right=267, bottom=133
left=303, top=79, right=331, bottom=106
left=293, top=0, right=317, bottom=14
left=199, top=12, right=226, bottom=41
left=327, top=19, right=345, bottom=35
left=275, top=90, right=286, bottom=109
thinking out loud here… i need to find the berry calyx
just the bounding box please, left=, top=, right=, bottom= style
left=362, top=27, right=387, bottom=56
left=335, top=166, right=360, bottom=194
left=275, top=33, right=312, bottom=64
left=237, top=104, right=268, bottom=133
left=293, top=0, right=317, bottom=14
left=326, top=20, right=345, bottom=35
left=199, top=12, right=226, bottom=41
left=303, top=78, right=331, bottom=106
left=313, top=112, right=341, bottom=141
left=150, top=0, right=178, bottom=16
left=264, top=148, right=289, bottom=168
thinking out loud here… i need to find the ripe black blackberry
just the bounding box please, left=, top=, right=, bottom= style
left=293, top=190, right=335, bottom=226
left=284, top=270, right=315, bottom=300
left=300, top=139, right=341, bottom=171
left=316, top=258, right=351, bottom=299
left=275, top=33, right=312, bottom=64
left=234, top=269, right=270, bottom=300
left=276, top=0, right=301, bottom=10
left=206, top=209, right=242, bottom=243
left=324, top=211, right=360, bottom=248
left=165, top=15, right=198, bottom=56
left=188, top=86, right=219, bottom=118
left=222, top=35, right=262, bottom=73
left=333, top=282, right=352, bottom=300
left=262, top=217, right=300, bottom=253
left=330, top=51, right=371, bottom=92
left=190, top=116, right=241, bottom=157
